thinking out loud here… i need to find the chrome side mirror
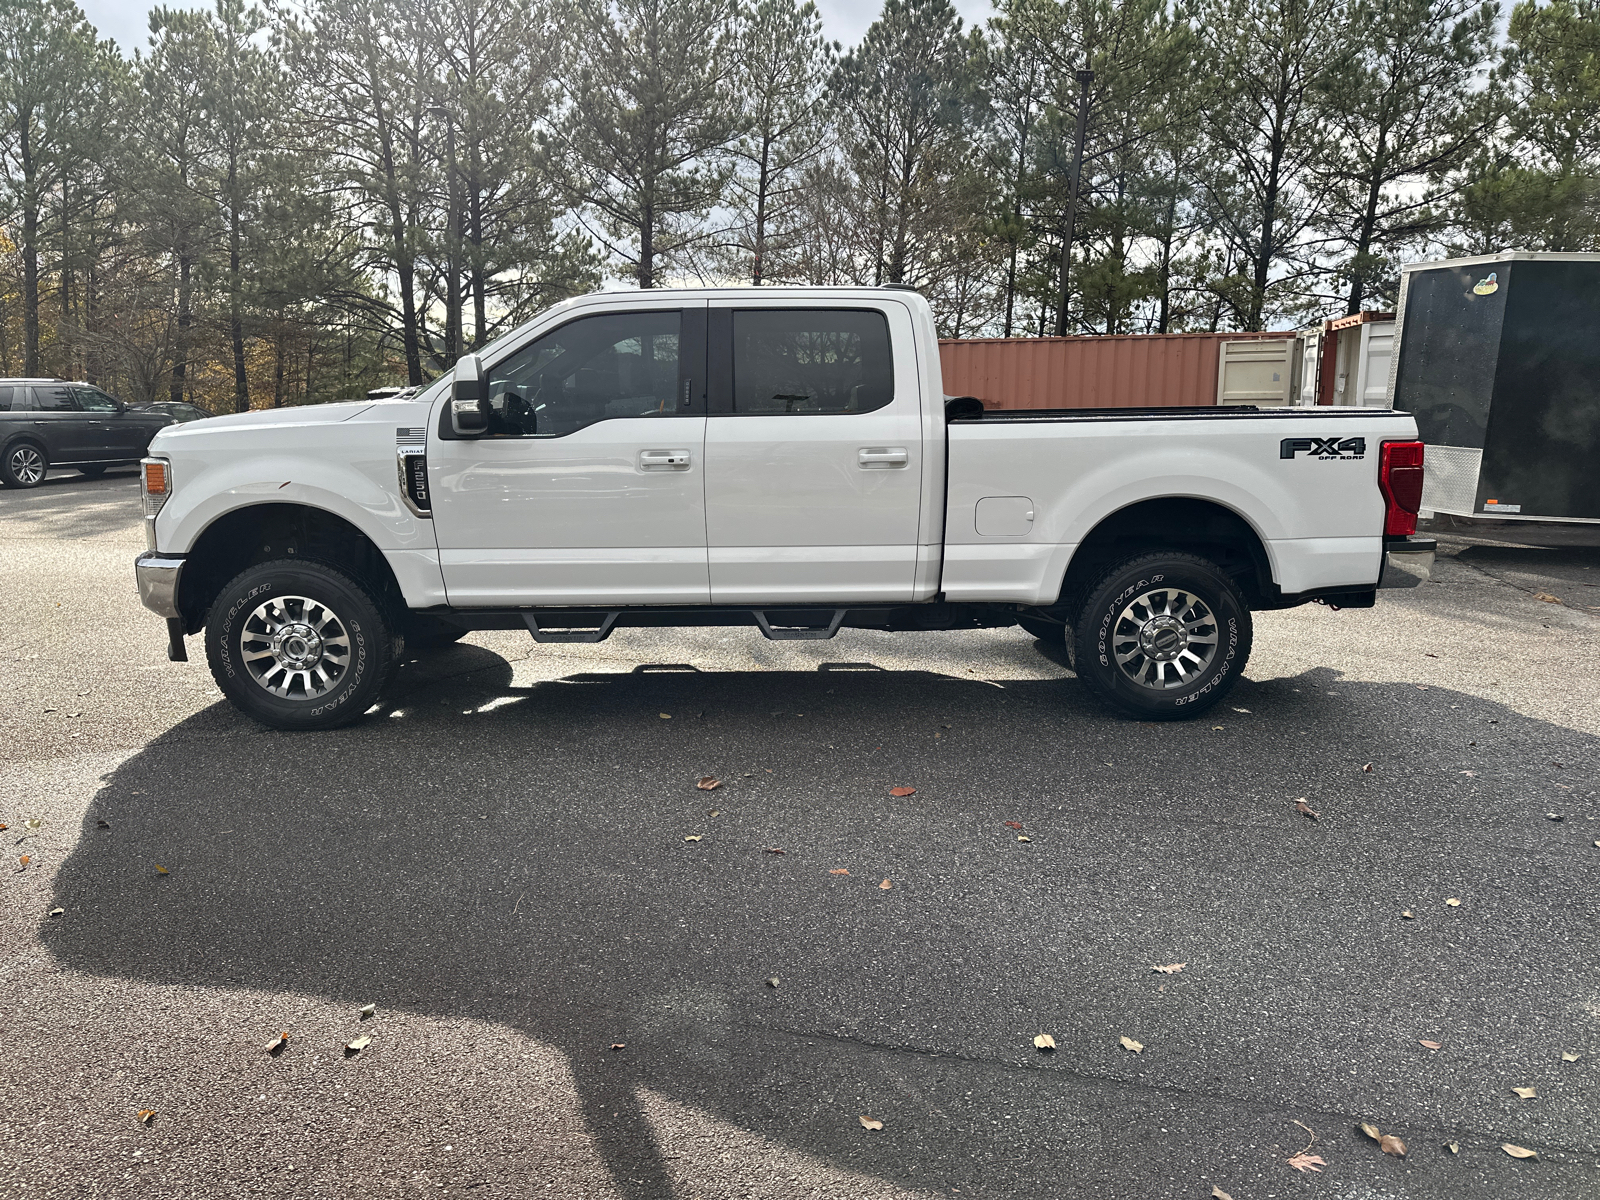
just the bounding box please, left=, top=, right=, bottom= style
left=450, top=354, right=487, bottom=436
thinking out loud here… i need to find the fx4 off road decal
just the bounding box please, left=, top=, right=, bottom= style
left=1280, top=436, right=1366, bottom=461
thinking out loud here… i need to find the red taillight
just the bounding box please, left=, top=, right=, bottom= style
left=1379, top=441, right=1425, bottom=537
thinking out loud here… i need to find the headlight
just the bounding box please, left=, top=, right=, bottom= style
left=140, top=457, right=171, bottom=549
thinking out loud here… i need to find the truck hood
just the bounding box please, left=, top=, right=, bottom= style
left=149, top=401, right=375, bottom=449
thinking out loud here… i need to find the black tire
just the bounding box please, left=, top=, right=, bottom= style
left=78, top=465, right=108, bottom=478
left=204, top=558, right=400, bottom=731
left=1071, top=551, right=1251, bottom=720
left=405, top=614, right=469, bottom=651
left=1016, top=615, right=1066, bottom=643
left=2, top=440, right=48, bottom=488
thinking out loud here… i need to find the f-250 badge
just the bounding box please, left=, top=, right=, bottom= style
left=1280, top=436, right=1366, bottom=460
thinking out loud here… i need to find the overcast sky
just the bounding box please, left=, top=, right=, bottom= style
left=82, top=0, right=998, bottom=59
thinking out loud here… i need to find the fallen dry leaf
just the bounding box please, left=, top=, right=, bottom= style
left=1153, top=963, right=1186, bottom=975
left=858, top=1115, right=884, bottom=1131
left=1547, top=813, right=1564, bottom=821
left=96, top=819, right=110, bottom=830
left=829, top=868, right=849, bottom=875
left=709, top=810, right=719, bottom=817
left=1232, top=707, right=1251, bottom=713
left=1033, top=1033, right=1056, bottom=1052
left=155, top=864, right=169, bottom=875
left=1362, top=762, right=1374, bottom=772
left=696, top=776, right=721, bottom=790
left=1004, top=821, right=1022, bottom=830
left=1502, top=1142, right=1538, bottom=1159
left=659, top=713, right=671, bottom=719
left=1445, top=897, right=1461, bottom=907
left=24, top=818, right=43, bottom=831
left=17, top=855, right=29, bottom=868
left=1512, top=1086, right=1537, bottom=1099
left=266, top=1032, right=289, bottom=1057
left=1381, top=1134, right=1407, bottom=1157
left=1294, top=798, right=1319, bottom=820
left=683, top=835, right=702, bottom=842
left=1562, top=1051, right=1580, bottom=1062
left=766, top=977, right=779, bottom=988
left=359, top=1004, right=376, bottom=1021
left=1359, top=1122, right=1382, bottom=1141
left=1211, top=1188, right=1234, bottom=1200
left=1419, top=1039, right=1442, bottom=1050
left=1211, top=725, right=1224, bottom=731
left=1533, top=592, right=1561, bottom=603
left=1017, top=835, right=1031, bottom=842
left=609, top=1043, right=625, bottom=1052
left=888, top=786, right=916, bottom=797
left=136, top=1109, right=155, bottom=1125
left=48, top=907, right=63, bottom=918
left=1401, top=910, right=1414, bottom=919
left=1119, top=1036, right=1143, bottom=1053
left=1446, top=1141, right=1460, bottom=1154
left=1286, top=1152, right=1325, bottom=1173
left=764, top=847, right=785, bottom=855
left=879, top=879, right=892, bottom=890
left=344, top=1034, right=372, bottom=1055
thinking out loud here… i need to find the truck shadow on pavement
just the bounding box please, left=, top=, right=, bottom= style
left=39, top=644, right=1600, bottom=1198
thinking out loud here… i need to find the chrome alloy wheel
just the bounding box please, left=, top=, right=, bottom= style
left=9, top=445, right=45, bottom=486
left=239, top=594, right=352, bottom=700
left=1111, top=588, right=1220, bottom=690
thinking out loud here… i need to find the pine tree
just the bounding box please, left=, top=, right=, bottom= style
left=557, top=0, right=740, bottom=288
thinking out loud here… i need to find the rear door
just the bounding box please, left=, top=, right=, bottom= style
left=428, top=302, right=711, bottom=606
left=702, top=300, right=925, bottom=604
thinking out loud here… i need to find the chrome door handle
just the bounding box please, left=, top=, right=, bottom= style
left=858, top=447, right=908, bottom=469
left=639, top=449, right=691, bottom=470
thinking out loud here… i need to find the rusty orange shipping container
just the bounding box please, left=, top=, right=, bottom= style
left=939, top=331, right=1293, bottom=410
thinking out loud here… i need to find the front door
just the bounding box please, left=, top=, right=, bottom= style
left=30, top=385, right=95, bottom=463
left=702, top=302, right=925, bottom=604
left=428, top=303, right=710, bottom=607
left=72, top=386, right=141, bottom=458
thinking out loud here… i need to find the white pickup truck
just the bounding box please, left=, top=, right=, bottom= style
left=134, top=286, right=1433, bottom=730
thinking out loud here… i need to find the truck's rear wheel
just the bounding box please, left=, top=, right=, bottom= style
left=1071, top=552, right=1251, bottom=720
left=205, top=559, right=399, bottom=730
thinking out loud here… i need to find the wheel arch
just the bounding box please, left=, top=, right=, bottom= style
left=176, top=503, right=405, bottom=634
left=1052, top=496, right=1276, bottom=614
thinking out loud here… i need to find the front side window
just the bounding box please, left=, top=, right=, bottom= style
left=35, top=386, right=78, bottom=412
left=731, top=309, right=893, bottom=415
left=483, top=310, right=684, bottom=437
left=74, top=387, right=119, bottom=412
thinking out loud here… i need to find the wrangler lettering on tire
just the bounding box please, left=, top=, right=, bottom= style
left=1071, top=552, right=1252, bottom=720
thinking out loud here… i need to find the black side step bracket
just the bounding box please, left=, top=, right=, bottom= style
left=523, top=611, right=620, bottom=643
left=752, top=609, right=846, bottom=641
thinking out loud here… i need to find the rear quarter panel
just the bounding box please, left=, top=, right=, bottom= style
left=944, top=411, right=1419, bottom=604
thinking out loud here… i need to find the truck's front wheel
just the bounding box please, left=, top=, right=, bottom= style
left=1071, top=552, right=1251, bottom=720
left=204, top=559, right=399, bottom=731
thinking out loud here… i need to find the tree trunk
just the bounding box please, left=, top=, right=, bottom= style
left=752, top=136, right=772, bottom=285
left=171, top=255, right=192, bottom=404
left=1250, top=117, right=1287, bottom=332
left=1157, top=180, right=1177, bottom=333
left=228, top=153, right=249, bottom=413
left=19, top=118, right=41, bottom=377
left=273, top=331, right=285, bottom=408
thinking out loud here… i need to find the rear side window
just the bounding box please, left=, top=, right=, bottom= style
left=0, top=386, right=12, bottom=412
left=731, top=309, right=894, bottom=415
left=36, top=386, right=78, bottom=411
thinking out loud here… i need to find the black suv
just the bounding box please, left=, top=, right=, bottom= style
left=0, top=379, right=180, bottom=488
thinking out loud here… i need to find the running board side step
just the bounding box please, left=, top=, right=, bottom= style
left=523, top=611, right=621, bottom=643
left=752, top=609, right=846, bottom=641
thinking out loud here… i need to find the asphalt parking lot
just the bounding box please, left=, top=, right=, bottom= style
left=3, top=467, right=1598, bottom=1200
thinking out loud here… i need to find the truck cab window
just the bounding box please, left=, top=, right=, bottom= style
left=731, top=309, right=893, bottom=415
left=483, top=310, right=684, bottom=437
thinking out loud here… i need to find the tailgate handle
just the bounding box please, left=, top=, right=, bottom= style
left=858, top=447, right=908, bottom=469
left=639, top=449, right=691, bottom=470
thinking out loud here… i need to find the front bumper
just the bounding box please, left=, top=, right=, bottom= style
left=135, top=551, right=186, bottom=618
left=1378, top=537, right=1436, bottom=588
